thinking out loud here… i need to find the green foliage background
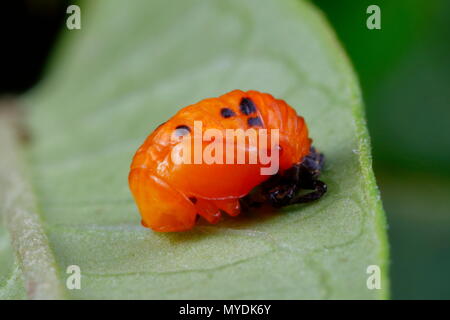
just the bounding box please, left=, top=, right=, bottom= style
left=314, top=0, right=450, bottom=299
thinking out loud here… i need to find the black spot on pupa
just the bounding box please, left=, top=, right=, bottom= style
left=239, top=97, right=257, bottom=115
left=174, top=125, right=191, bottom=137
left=247, top=116, right=263, bottom=127
left=220, top=108, right=236, bottom=118
left=189, top=197, right=197, bottom=204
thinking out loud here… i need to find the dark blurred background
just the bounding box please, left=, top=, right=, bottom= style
left=0, top=1, right=69, bottom=94
left=1, top=0, right=449, bottom=299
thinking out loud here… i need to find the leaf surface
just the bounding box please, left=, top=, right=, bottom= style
left=11, top=0, right=389, bottom=299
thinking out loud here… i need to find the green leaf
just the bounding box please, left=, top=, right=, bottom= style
left=9, top=0, right=388, bottom=299
left=0, top=108, right=62, bottom=299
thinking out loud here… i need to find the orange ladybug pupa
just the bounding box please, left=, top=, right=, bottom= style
left=129, top=90, right=326, bottom=232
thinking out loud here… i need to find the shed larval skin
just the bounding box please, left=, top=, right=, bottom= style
left=129, top=90, right=310, bottom=232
